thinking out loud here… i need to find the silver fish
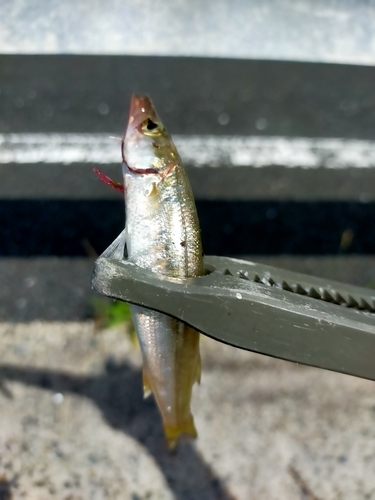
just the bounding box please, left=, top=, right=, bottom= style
left=122, top=95, right=204, bottom=447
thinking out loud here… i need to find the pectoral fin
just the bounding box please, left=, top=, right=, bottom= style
left=100, top=229, right=127, bottom=259
left=144, top=181, right=158, bottom=197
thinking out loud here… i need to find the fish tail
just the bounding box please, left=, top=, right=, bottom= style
left=163, top=414, right=198, bottom=449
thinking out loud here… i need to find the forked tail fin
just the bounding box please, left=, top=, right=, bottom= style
left=163, top=414, right=198, bottom=449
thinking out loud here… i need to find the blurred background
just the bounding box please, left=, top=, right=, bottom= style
left=1, top=1, right=375, bottom=499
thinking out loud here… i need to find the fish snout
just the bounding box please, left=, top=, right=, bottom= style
left=128, top=94, right=158, bottom=130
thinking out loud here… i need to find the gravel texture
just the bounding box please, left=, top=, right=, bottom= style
left=0, top=322, right=374, bottom=499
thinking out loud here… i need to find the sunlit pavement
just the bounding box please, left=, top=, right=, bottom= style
left=0, top=321, right=374, bottom=499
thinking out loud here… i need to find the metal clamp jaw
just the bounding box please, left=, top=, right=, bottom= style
left=92, top=232, right=375, bottom=381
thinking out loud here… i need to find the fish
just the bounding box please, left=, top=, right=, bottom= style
left=121, top=95, right=204, bottom=448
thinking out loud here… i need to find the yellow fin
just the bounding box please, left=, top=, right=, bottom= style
left=142, top=368, right=152, bottom=399
left=195, top=351, right=202, bottom=384
left=163, top=415, right=198, bottom=449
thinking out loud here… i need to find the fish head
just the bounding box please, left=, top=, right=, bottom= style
left=122, top=95, right=180, bottom=176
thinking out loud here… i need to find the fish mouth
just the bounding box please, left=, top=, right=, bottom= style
left=128, top=94, right=159, bottom=129
left=121, top=94, right=161, bottom=167
left=122, top=94, right=169, bottom=175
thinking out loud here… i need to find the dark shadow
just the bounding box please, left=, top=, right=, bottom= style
left=2, top=199, right=375, bottom=256
left=0, top=472, right=17, bottom=500
left=0, top=361, right=235, bottom=500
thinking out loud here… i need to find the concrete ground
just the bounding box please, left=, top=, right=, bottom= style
left=0, top=321, right=374, bottom=499
left=2, top=48, right=375, bottom=500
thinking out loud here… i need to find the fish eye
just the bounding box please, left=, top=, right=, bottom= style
left=140, top=118, right=163, bottom=136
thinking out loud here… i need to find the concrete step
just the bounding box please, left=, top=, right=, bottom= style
left=1, top=55, right=375, bottom=138
left=2, top=55, right=375, bottom=320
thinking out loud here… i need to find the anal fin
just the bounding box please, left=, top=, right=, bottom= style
left=142, top=367, right=152, bottom=399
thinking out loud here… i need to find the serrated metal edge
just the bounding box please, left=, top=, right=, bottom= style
left=224, top=267, right=375, bottom=313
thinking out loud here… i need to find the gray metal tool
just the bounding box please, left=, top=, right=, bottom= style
left=92, top=232, right=375, bottom=381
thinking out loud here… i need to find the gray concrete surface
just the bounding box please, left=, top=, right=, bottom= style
left=4, top=163, right=375, bottom=204
left=3, top=137, right=375, bottom=201
left=1, top=0, right=375, bottom=66
left=2, top=55, right=375, bottom=139
left=0, top=258, right=96, bottom=322
left=3, top=162, right=375, bottom=202
left=0, top=321, right=374, bottom=499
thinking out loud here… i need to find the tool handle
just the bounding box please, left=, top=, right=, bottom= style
left=92, top=244, right=375, bottom=381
